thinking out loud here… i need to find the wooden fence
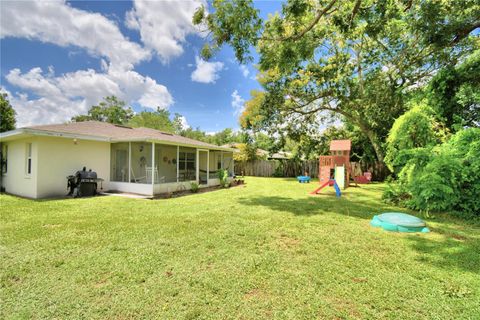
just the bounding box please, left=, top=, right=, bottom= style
left=235, top=159, right=389, bottom=181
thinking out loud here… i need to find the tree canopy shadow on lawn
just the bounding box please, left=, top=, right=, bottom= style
left=236, top=194, right=392, bottom=219
left=405, top=227, right=480, bottom=275
left=237, top=194, right=480, bottom=274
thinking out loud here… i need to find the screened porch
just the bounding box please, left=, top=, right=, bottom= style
left=109, top=141, right=234, bottom=195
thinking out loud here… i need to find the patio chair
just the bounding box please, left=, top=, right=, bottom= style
left=146, top=166, right=165, bottom=184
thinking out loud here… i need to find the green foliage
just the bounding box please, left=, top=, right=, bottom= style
left=129, top=108, right=175, bottom=133
left=272, top=161, right=284, bottom=177
left=190, top=182, right=199, bottom=193
left=196, top=0, right=479, bottom=162
left=71, top=96, right=133, bottom=124
left=217, top=169, right=229, bottom=188
left=252, top=132, right=275, bottom=152
left=385, top=103, right=446, bottom=172
left=232, top=143, right=257, bottom=162
left=426, top=50, right=480, bottom=130
left=386, top=128, right=480, bottom=217
left=193, top=0, right=262, bottom=63
left=0, top=93, right=16, bottom=132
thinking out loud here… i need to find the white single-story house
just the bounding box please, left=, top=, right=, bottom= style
left=0, top=121, right=235, bottom=199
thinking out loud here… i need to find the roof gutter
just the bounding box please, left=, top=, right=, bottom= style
left=0, top=128, right=110, bottom=142
left=129, top=138, right=234, bottom=152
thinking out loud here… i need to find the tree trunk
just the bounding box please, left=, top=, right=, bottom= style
left=365, top=131, right=385, bottom=163
left=350, top=117, right=385, bottom=163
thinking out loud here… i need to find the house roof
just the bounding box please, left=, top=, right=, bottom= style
left=330, top=139, right=351, bottom=151
left=268, top=151, right=293, bottom=160
left=221, top=143, right=269, bottom=157
left=1, top=121, right=232, bottom=151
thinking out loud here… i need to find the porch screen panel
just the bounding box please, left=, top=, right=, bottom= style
left=130, top=142, right=153, bottom=184
left=208, top=151, right=221, bottom=179
left=155, top=144, right=177, bottom=183
left=110, top=143, right=129, bottom=182
left=178, top=147, right=196, bottom=181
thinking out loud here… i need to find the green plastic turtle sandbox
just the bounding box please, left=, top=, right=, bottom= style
left=371, top=212, right=430, bottom=233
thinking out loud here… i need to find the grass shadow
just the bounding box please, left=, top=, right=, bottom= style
left=237, top=194, right=394, bottom=219
left=238, top=191, right=480, bottom=274
left=406, top=230, right=480, bottom=274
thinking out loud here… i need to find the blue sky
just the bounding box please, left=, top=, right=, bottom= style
left=0, top=0, right=282, bottom=132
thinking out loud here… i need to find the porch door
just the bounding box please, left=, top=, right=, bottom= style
left=198, top=150, right=208, bottom=185
left=115, top=149, right=128, bottom=182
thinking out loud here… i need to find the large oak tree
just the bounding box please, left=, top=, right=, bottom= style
left=194, top=0, right=479, bottom=161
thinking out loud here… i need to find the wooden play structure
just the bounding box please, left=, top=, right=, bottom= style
left=310, top=139, right=372, bottom=195
left=319, top=139, right=352, bottom=189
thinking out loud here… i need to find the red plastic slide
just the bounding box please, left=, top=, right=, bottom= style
left=310, top=180, right=331, bottom=195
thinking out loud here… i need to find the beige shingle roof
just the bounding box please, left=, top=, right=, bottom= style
left=26, top=121, right=227, bottom=150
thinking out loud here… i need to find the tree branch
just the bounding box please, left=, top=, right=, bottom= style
left=403, top=0, right=413, bottom=12
left=288, top=0, right=338, bottom=41
left=350, top=0, right=362, bottom=25
left=450, top=21, right=480, bottom=45
left=261, top=0, right=338, bottom=42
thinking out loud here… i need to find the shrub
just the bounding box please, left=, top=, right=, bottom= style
left=385, top=128, right=480, bottom=217
left=217, top=169, right=230, bottom=188
left=190, top=182, right=199, bottom=193
left=272, top=161, right=284, bottom=177
left=382, top=182, right=411, bottom=205
left=385, top=102, right=446, bottom=173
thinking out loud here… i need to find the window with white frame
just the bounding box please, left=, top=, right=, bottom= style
left=178, top=148, right=196, bottom=181
left=26, top=143, right=32, bottom=175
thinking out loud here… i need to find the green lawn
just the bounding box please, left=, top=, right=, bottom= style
left=1, top=177, right=479, bottom=319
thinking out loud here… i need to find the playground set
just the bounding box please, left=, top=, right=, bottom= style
left=308, top=139, right=371, bottom=197
left=301, top=140, right=429, bottom=233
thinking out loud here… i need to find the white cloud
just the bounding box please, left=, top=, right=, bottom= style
left=191, top=56, right=224, bottom=84
left=0, top=0, right=150, bottom=71
left=239, top=65, right=250, bottom=78
left=231, top=90, right=245, bottom=115
left=125, top=0, right=206, bottom=63
left=1, top=86, right=89, bottom=127
left=176, top=115, right=190, bottom=130
left=5, top=66, right=173, bottom=126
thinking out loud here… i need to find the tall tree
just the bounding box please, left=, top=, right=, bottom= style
left=71, top=96, right=133, bottom=124
left=129, top=108, right=175, bottom=133
left=194, top=0, right=479, bottom=161
left=425, top=50, right=480, bottom=130
left=0, top=93, right=16, bottom=133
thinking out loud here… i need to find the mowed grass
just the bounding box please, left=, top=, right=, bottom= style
left=1, top=177, right=479, bottom=319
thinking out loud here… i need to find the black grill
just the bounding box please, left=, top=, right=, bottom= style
left=66, top=167, right=103, bottom=197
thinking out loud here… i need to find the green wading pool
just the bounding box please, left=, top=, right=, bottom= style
left=370, top=212, right=430, bottom=233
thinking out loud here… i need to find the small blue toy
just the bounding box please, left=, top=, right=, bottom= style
left=297, top=176, right=311, bottom=183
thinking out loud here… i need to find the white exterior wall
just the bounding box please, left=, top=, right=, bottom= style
left=2, top=137, right=38, bottom=198
left=109, top=181, right=153, bottom=195
left=36, top=136, right=110, bottom=198
left=1, top=136, right=234, bottom=199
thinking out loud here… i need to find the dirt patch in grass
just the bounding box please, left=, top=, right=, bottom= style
left=276, top=233, right=301, bottom=250
left=325, top=296, right=361, bottom=318
left=244, top=288, right=269, bottom=301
